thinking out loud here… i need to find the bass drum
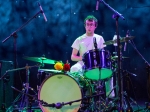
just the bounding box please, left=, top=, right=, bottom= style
left=38, top=73, right=92, bottom=112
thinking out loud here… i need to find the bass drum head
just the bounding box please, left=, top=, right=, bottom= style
left=38, top=74, right=82, bottom=112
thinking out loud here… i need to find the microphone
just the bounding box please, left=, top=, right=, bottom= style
left=96, top=0, right=99, bottom=10
left=93, top=37, right=98, bottom=49
left=38, top=2, right=47, bottom=22
left=124, top=30, right=129, bottom=51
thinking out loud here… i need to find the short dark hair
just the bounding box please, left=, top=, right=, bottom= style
left=84, top=15, right=98, bottom=27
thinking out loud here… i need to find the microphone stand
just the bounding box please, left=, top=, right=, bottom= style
left=97, top=0, right=125, bottom=111
left=2, top=6, right=45, bottom=70
left=1, top=7, right=45, bottom=111
left=43, top=93, right=105, bottom=109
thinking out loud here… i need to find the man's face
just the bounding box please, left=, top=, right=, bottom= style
left=85, top=20, right=97, bottom=35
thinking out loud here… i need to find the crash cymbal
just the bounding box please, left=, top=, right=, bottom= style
left=104, top=36, right=134, bottom=45
left=111, top=56, right=129, bottom=60
left=23, top=56, right=56, bottom=64
left=38, top=69, right=62, bottom=73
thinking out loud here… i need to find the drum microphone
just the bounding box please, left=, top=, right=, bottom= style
left=93, top=37, right=98, bottom=49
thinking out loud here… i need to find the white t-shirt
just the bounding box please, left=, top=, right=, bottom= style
left=71, top=33, right=106, bottom=57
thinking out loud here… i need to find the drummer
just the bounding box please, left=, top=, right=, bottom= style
left=70, top=15, right=114, bottom=98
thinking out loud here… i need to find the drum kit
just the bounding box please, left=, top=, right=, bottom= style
left=2, top=36, right=135, bottom=112
left=4, top=37, right=133, bottom=112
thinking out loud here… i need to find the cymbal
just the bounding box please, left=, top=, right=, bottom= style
left=104, top=36, right=134, bottom=45
left=111, top=56, right=129, bottom=60
left=38, top=69, right=62, bottom=73
left=23, top=56, right=56, bottom=64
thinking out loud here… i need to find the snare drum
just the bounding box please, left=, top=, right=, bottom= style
left=82, top=49, right=112, bottom=80
left=38, top=73, right=92, bottom=112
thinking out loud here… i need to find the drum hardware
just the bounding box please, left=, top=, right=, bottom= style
left=0, top=64, right=39, bottom=112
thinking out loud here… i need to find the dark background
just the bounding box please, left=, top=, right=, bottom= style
left=0, top=0, right=150, bottom=108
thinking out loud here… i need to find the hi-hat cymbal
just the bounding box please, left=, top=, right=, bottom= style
left=104, top=36, right=134, bottom=45
left=111, top=56, right=129, bottom=60
left=23, top=56, right=56, bottom=64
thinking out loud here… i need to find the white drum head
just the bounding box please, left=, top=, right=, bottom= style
left=38, top=74, right=82, bottom=112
